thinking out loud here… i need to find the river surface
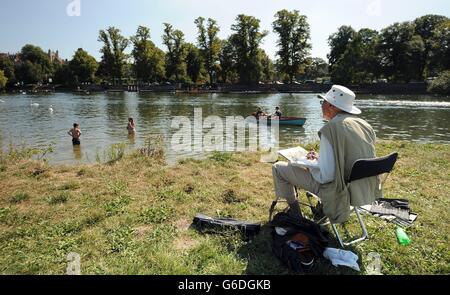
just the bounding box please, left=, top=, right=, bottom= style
left=0, top=92, right=449, bottom=164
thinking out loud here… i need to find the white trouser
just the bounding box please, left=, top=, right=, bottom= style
left=272, top=161, right=320, bottom=204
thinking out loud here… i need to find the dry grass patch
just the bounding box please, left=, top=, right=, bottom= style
left=0, top=141, right=448, bottom=274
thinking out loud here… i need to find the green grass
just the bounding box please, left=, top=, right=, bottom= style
left=209, top=151, right=233, bottom=164
left=48, top=192, right=70, bottom=205
left=0, top=140, right=448, bottom=274
left=10, top=193, right=30, bottom=204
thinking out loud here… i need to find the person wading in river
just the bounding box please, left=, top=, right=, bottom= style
left=68, top=123, right=82, bottom=145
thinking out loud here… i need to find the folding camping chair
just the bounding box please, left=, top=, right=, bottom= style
left=268, top=152, right=399, bottom=248
left=307, top=152, right=399, bottom=248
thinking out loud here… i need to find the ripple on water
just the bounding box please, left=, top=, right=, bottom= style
left=0, top=92, right=449, bottom=165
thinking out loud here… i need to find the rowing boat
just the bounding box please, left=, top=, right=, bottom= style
left=258, top=116, right=307, bottom=126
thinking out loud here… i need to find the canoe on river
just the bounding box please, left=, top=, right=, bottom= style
left=258, top=116, right=307, bottom=126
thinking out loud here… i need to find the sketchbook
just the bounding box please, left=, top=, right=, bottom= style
left=278, top=147, right=319, bottom=169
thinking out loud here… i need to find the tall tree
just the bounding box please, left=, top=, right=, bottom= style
left=229, top=14, right=268, bottom=85
left=53, top=63, right=75, bottom=87
left=184, top=43, right=204, bottom=84
left=272, top=9, right=311, bottom=83
left=131, top=26, right=165, bottom=83
left=426, top=19, right=450, bottom=76
left=195, top=17, right=221, bottom=83
left=327, top=26, right=356, bottom=72
left=0, top=54, right=16, bottom=86
left=97, top=27, right=129, bottom=84
left=414, top=15, right=448, bottom=41
left=303, top=57, right=328, bottom=80
left=258, top=49, right=275, bottom=83
left=0, top=70, right=7, bottom=89
left=15, top=44, right=53, bottom=84
left=328, top=28, right=380, bottom=84
left=413, top=15, right=448, bottom=78
left=69, top=48, right=98, bottom=84
left=162, top=23, right=187, bottom=82
left=15, top=60, right=44, bottom=84
left=357, top=28, right=380, bottom=77
left=218, top=39, right=237, bottom=83
left=378, top=22, right=425, bottom=82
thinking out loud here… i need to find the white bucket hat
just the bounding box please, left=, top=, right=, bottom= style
left=318, top=85, right=361, bottom=115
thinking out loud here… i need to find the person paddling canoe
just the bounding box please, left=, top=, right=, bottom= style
left=271, top=106, right=282, bottom=118
left=253, top=107, right=267, bottom=119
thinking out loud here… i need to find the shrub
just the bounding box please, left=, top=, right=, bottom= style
left=138, top=135, right=165, bottom=163
left=96, top=143, right=127, bottom=164
left=105, top=143, right=127, bottom=164
left=428, top=71, right=450, bottom=94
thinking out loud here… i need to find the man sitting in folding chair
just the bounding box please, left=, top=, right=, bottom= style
left=271, top=85, right=381, bottom=228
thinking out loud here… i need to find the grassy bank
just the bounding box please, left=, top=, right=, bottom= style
left=0, top=141, right=448, bottom=274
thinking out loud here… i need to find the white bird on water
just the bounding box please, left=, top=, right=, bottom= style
left=30, top=100, right=39, bottom=107
left=49, top=105, right=53, bottom=113
left=0, top=99, right=4, bottom=103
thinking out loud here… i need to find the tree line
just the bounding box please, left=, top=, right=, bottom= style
left=328, top=15, right=450, bottom=89
left=0, top=12, right=449, bottom=93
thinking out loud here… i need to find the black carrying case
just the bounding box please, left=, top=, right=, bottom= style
left=192, top=213, right=261, bottom=238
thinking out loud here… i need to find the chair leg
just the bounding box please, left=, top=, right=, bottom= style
left=268, top=198, right=290, bottom=223
left=331, top=207, right=369, bottom=248
left=353, top=207, right=369, bottom=242
left=332, top=223, right=344, bottom=248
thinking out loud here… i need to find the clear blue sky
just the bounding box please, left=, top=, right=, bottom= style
left=1, top=0, right=449, bottom=61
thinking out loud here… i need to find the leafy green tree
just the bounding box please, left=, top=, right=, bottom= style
left=329, top=54, right=354, bottom=84
left=259, top=49, right=275, bottom=83
left=97, top=27, right=129, bottom=84
left=162, top=23, right=187, bottom=82
left=184, top=43, right=205, bottom=84
left=195, top=17, right=221, bottom=83
left=15, top=44, right=53, bottom=84
left=428, top=70, right=450, bottom=94
left=350, top=28, right=380, bottom=83
left=15, top=60, right=44, bottom=84
left=412, top=15, right=448, bottom=78
left=20, top=44, right=53, bottom=74
left=53, top=63, right=75, bottom=87
left=69, top=48, right=98, bottom=84
left=303, top=57, right=328, bottom=80
left=0, top=54, right=16, bottom=85
left=0, top=70, right=7, bottom=89
left=378, top=22, right=425, bottom=82
left=327, top=26, right=356, bottom=74
left=328, top=28, right=380, bottom=84
left=131, top=26, right=166, bottom=83
left=218, top=39, right=237, bottom=83
left=229, top=14, right=268, bottom=84
left=428, top=20, right=450, bottom=76
left=272, top=9, right=311, bottom=83
left=414, top=15, right=449, bottom=40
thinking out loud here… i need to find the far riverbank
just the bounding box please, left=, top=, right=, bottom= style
left=3, top=82, right=438, bottom=96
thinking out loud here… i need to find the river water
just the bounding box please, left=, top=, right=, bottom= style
left=0, top=92, right=449, bottom=164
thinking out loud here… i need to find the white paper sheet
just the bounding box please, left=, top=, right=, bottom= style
left=278, top=147, right=319, bottom=169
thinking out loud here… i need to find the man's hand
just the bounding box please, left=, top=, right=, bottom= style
left=306, top=150, right=318, bottom=160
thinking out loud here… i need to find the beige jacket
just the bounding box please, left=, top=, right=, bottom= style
left=318, top=113, right=382, bottom=224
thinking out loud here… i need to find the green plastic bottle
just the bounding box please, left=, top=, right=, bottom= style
left=396, top=227, right=411, bottom=246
